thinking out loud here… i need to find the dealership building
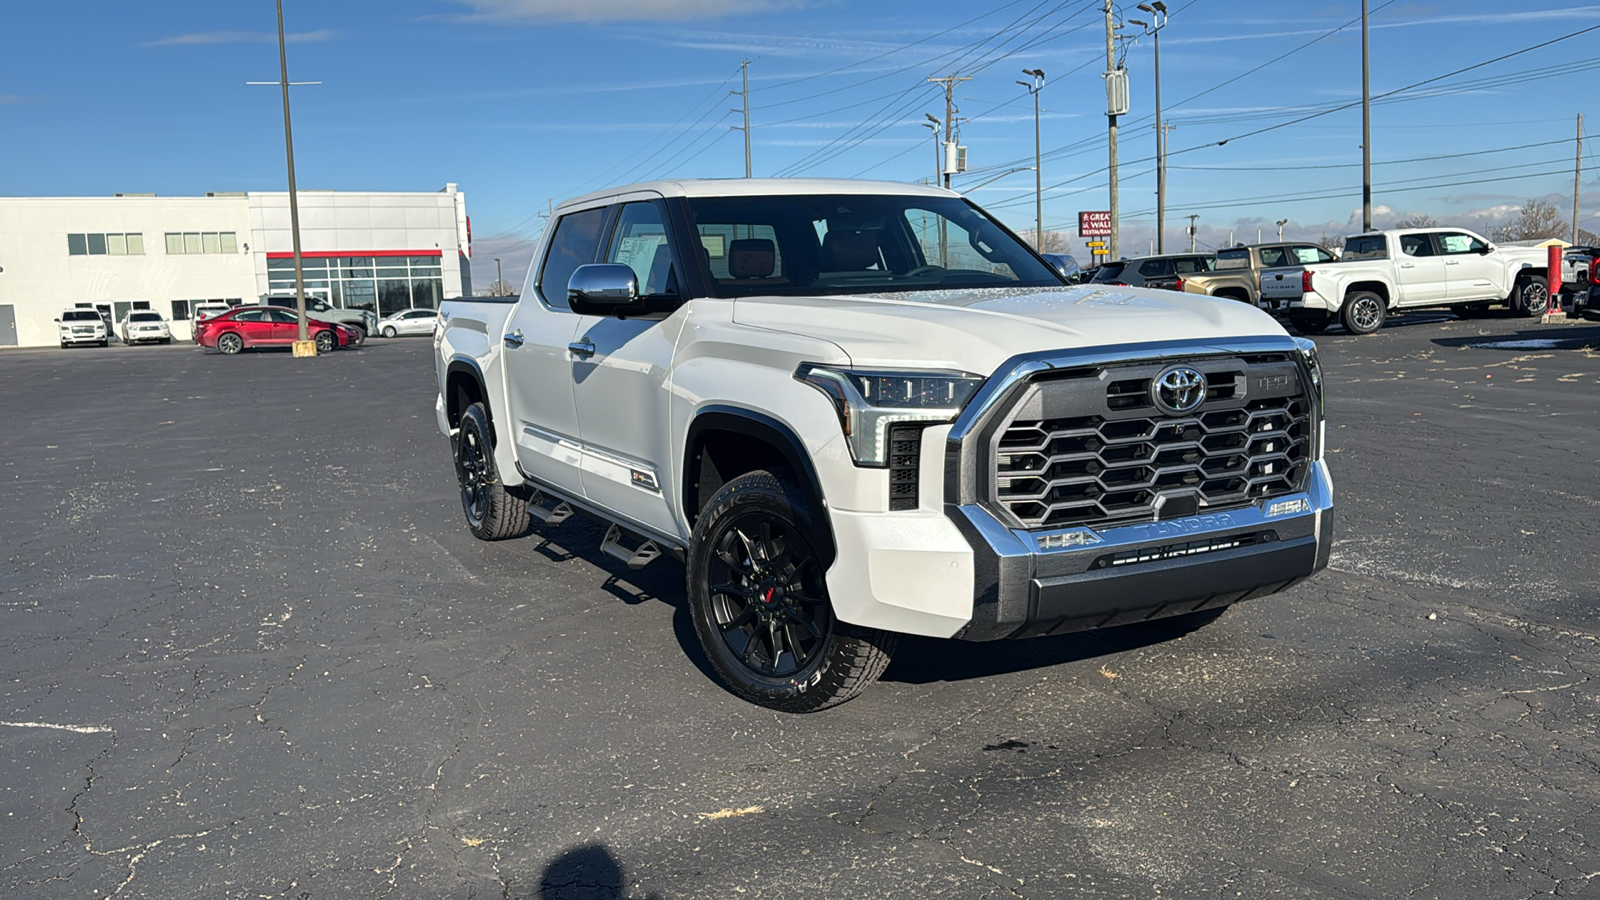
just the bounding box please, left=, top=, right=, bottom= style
left=0, top=185, right=472, bottom=347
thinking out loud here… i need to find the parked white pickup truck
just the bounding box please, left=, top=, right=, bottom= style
left=1259, top=228, right=1551, bottom=334
left=434, top=179, right=1333, bottom=711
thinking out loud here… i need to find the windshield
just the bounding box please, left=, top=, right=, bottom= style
left=680, top=194, right=1060, bottom=297
left=129, top=312, right=161, bottom=321
left=62, top=310, right=101, bottom=322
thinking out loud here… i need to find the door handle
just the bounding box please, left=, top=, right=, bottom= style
left=1399, top=263, right=1415, bottom=268
left=568, top=339, right=596, bottom=359
left=503, top=330, right=525, bottom=348
left=1445, top=260, right=1460, bottom=266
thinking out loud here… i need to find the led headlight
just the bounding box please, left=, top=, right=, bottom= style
left=796, top=364, right=985, bottom=467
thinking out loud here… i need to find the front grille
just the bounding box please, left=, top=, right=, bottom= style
left=992, top=356, right=1312, bottom=529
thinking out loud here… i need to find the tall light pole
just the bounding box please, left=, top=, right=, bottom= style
left=1276, top=218, right=1288, bottom=241
left=495, top=257, right=503, bottom=295
left=248, top=0, right=321, bottom=355
left=1017, top=69, right=1046, bottom=248
left=1361, top=0, right=1372, bottom=232
left=1132, top=3, right=1167, bottom=252
left=923, top=115, right=941, bottom=185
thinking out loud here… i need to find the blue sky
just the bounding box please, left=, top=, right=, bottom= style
left=4, top=0, right=1598, bottom=274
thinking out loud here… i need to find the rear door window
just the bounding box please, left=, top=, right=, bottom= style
left=1343, top=235, right=1388, bottom=260
left=1139, top=258, right=1173, bottom=279
left=1090, top=262, right=1127, bottom=282
left=1255, top=247, right=1287, bottom=268
left=1399, top=234, right=1435, bottom=257
left=536, top=207, right=610, bottom=310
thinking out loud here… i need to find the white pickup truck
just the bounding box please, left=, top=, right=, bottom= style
left=434, top=179, right=1333, bottom=711
left=1259, top=228, right=1551, bottom=334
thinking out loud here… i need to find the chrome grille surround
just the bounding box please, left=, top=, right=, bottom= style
left=943, top=337, right=1324, bottom=533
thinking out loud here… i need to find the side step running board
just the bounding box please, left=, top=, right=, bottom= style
left=600, top=523, right=663, bottom=569
left=528, top=490, right=574, bottom=526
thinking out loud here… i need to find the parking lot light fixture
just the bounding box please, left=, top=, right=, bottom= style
left=1017, top=69, right=1046, bottom=248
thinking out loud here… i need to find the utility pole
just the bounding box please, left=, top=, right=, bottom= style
left=1132, top=3, right=1168, bottom=252
left=1361, top=0, right=1372, bottom=232
left=1104, top=0, right=1121, bottom=258
left=1017, top=69, right=1046, bottom=248
left=928, top=75, right=971, bottom=190
left=1574, top=113, right=1584, bottom=244
left=731, top=59, right=751, bottom=177
left=1187, top=214, right=1199, bottom=252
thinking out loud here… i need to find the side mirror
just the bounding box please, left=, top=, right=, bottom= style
left=568, top=264, right=640, bottom=316
left=1478, top=244, right=1493, bottom=255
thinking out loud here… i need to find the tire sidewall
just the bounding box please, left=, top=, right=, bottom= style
left=1516, top=276, right=1549, bottom=316
left=1341, top=291, right=1385, bottom=335
left=687, top=471, right=843, bottom=709
left=456, top=404, right=495, bottom=533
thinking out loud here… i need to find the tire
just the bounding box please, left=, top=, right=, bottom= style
left=1289, top=312, right=1331, bottom=335
left=382, top=326, right=398, bottom=338
left=687, top=469, right=896, bottom=712
left=1340, top=290, right=1386, bottom=335
left=99, top=340, right=109, bottom=348
left=349, top=326, right=365, bottom=347
left=453, top=402, right=529, bottom=541
left=217, top=332, right=243, bottom=355
left=314, top=330, right=336, bottom=353
left=163, top=337, right=172, bottom=345
left=1512, top=275, right=1549, bottom=317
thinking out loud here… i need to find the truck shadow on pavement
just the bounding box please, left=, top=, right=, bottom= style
left=881, top=615, right=1217, bottom=685
left=1430, top=324, right=1600, bottom=352
left=527, top=517, right=1213, bottom=689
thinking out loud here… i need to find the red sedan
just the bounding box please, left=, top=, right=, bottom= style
left=195, top=306, right=356, bottom=355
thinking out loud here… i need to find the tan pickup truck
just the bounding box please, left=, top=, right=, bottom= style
left=1180, top=242, right=1338, bottom=307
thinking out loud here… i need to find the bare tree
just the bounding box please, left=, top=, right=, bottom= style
left=1492, top=199, right=1567, bottom=242
left=1578, top=227, right=1600, bottom=246
left=1393, top=213, right=1437, bottom=228
left=1021, top=230, right=1069, bottom=254
left=488, top=279, right=516, bottom=297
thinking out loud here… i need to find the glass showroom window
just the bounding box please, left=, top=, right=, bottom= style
left=68, top=232, right=143, bottom=256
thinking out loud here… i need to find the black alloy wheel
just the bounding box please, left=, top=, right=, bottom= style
left=453, top=402, right=528, bottom=541
left=705, top=512, right=832, bottom=682
left=314, top=330, right=336, bottom=353
left=688, top=470, right=896, bottom=712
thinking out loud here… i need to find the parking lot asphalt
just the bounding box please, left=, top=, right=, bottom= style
left=2, top=315, right=1598, bottom=899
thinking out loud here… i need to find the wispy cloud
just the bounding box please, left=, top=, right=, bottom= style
left=451, top=0, right=807, bottom=23
left=0, top=94, right=33, bottom=105
left=139, top=30, right=334, bottom=47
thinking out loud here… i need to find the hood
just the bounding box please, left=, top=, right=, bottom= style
left=731, top=284, right=1289, bottom=375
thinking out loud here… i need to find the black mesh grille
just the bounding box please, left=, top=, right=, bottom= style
left=887, top=425, right=922, bottom=511
left=992, top=358, right=1311, bottom=529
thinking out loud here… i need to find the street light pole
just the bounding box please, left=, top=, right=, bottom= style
left=1017, top=69, right=1046, bottom=248
left=1276, top=218, right=1288, bottom=241
left=1361, top=0, right=1373, bottom=232
left=924, top=115, right=941, bottom=185
left=275, top=0, right=309, bottom=349
left=495, top=257, right=503, bottom=295
left=1133, top=3, right=1167, bottom=252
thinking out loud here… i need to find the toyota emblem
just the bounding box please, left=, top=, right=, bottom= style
left=1151, top=366, right=1206, bottom=414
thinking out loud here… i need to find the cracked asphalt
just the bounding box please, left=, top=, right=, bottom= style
left=1, top=312, right=1598, bottom=899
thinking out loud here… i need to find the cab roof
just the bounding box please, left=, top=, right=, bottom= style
left=555, top=178, right=958, bottom=212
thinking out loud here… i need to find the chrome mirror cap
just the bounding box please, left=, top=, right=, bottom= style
left=568, top=264, right=639, bottom=309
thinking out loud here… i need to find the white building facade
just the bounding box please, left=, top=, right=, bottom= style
left=0, top=185, right=471, bottom=347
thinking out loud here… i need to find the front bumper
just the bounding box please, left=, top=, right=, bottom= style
left=946, top=460, right=1332, bottom=640
left=61, top=332, right=106, bottom=345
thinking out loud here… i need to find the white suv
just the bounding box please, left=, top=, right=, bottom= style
left=57, top=309, right=108, bottom=347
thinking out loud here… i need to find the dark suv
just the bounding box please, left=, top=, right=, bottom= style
left=1090, top=253, right=1216, bottom=290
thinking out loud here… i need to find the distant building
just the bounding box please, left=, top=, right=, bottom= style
left=0, top=184, right=471, bottom=346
